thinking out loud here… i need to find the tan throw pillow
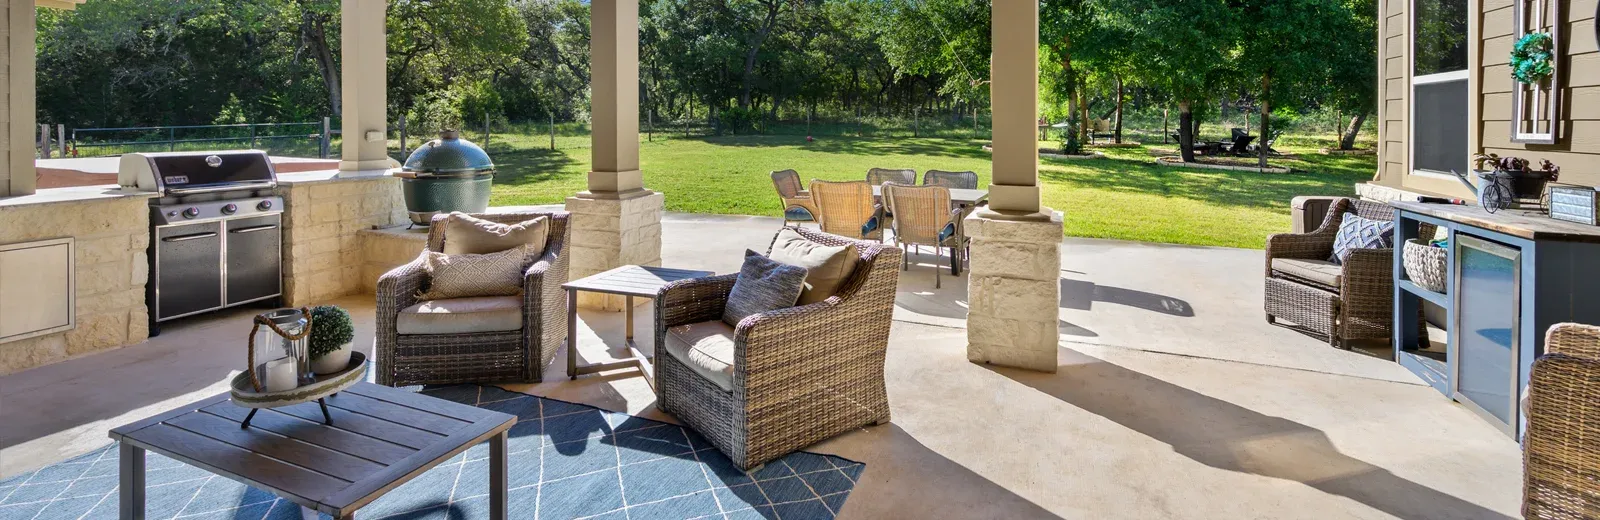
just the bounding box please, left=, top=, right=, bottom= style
left=417, top=245, right=528, bottom=300
left=768, top=228, right=858, bottom=305
left=442, top=212, right=549, bottom=258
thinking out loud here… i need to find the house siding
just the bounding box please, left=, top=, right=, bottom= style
left=1375, top=0, right=1600, bottom=197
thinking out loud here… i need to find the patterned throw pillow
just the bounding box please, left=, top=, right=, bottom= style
left=1330, top=212, right=1394, bottom=264
left=417, top=245, right=528, bottom=300
left=722, top=250, right=809, bottom=327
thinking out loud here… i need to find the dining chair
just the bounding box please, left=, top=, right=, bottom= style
left=922, top=170, right=979, bottom=190
left=770, top=169, right=817, bottom=227
left=866, top=168, right=916, bottom=186
left=882, top=182, right=967, bottom=288
left=809, top=180, right=883, bottom=240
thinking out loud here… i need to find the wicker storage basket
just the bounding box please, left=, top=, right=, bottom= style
left=1403, top=239, right=1448, bottom=293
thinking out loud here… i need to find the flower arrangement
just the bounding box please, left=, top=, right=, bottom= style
left=1510, top=32, right=1555, bottom=84
left=308, top=305, right=354, bottom=360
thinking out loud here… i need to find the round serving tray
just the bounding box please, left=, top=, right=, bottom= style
left=230, top=351, right=368, bottom=409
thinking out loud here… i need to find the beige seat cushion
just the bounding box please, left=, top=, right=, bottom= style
left=662, top=320, right=738, bottom=392
left=417, top=245, right=527, bottom=300
left=397, top=295, right=523, bottom=335
left=442, top=212, right=549, bottom=257
left=768, top=228, right=858, bottom=305
left=1272, top=258, right=1343, bottom=288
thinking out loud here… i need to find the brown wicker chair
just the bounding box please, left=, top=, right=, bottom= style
left=882, top=183, right=968, bottom=288
left=922, top=169, right=979, bottom=190
left=866, top=167, right=916, bottom=186
left=771, top=169, right=817, bottom=227
left=655, top=226, right=900, bottom=470
left=1264, top=198, right=1429, bottom=348
left=809, top=179, right=884, bottom=240
left=375, top=211, right=570, bottom=386
left=1525, top=323, right=1600, bottom=520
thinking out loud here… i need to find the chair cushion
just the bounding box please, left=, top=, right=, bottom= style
left=783, top=206, right=816, bottom=222
left=1330, top=212, right=1393, bottom=264
left=663, top=320, right=738, bottom=392
left=1272, top=258, right=1343, bottom=288
left=397, top=295, right=523, bottom=335
left=722, top=250, right=808, bottom=326
left=768, top=228, right=857, bottom=305
left=441, top=212, right=549, bottom=257
left=417, top=245, right=527, bottom=300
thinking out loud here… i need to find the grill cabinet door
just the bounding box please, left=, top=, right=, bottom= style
left=156, top=222, right=223, bottom=320
left=225, top=215, right=282, bottom=306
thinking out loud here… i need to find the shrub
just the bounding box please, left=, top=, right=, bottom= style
left=308, top=305, right=355, bottom=360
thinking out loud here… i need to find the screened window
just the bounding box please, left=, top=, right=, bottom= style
left=1411, top=0, right=1469, bottom=176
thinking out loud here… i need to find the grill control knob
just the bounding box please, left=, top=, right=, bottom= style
left=221, top=203, right=238, bottom=215
left=256, top=200, right=274, bottom=211
left=182, top=207, right=200, bottom=219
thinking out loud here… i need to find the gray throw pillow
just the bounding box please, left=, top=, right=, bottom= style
left=723, top=250, right=809, bottom=327
left=1330, top=212, right=1394, bottom=264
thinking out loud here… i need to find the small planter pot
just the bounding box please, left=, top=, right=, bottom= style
left=311, top=343, right=353, bottom=375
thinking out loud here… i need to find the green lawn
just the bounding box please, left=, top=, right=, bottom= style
left=486, top=131, right=1375, bottom=249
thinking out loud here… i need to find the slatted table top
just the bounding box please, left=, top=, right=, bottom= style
left=109, top=382, right=515, bottom=518
left=562, top=265, right=715, bottom=297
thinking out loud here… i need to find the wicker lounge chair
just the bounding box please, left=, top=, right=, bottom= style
left=866, top=167, right=916, bottom=186
left=810, top=180, right=884, bottom=240
left=1264, top=198, right=1428, bottom=348
left=654, top=226, right=900, bottom=470
left=1525, top=322, right=1600, bottom=520
left=922, top=169, right=979, bottom=190
left=771, top=169, right=817, bottom=226
left=882, top=183, right=968, bottom=288
left=375, top=211, right=569, bottom=386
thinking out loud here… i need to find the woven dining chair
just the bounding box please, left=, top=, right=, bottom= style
left=770, top=169, right=817, bottom=227
left=922, top=170, right=979, bottom=190
left=1524, top=323, right=1600, bottom=520
left=866, top=168, right=916, bottom=186
left=882, top=182, right=967, bottom=288
left=809, top=180, right=883, bottom=240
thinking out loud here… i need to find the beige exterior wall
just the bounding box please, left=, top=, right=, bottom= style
left=1376, top=0, right=1600, bottom=197
left=0, top=197, right=150, bottom=375
left=278, top=177, right=405, bottom=306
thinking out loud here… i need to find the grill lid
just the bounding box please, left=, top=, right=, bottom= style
left=401, top=130, right=495, bottom=177
left=119, top=150, right=276, bottom=194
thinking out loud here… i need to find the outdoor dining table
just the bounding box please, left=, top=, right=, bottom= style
left=871, top=185, right=988, bottom=275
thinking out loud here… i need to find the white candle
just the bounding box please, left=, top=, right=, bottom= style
left=262, top=357, right=298, bottom=392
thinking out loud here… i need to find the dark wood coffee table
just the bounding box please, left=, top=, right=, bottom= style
left=110, top=382, right=515, bottom=520
left=563, top=265, right=714, bottom=385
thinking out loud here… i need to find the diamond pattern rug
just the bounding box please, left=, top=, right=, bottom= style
left=0, top=385, right=864, bottom=520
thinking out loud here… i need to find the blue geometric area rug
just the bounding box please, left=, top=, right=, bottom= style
left=0, top=385, right=864, bottom=519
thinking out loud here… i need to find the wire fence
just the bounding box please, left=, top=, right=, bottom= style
left=55, top=121, right=334, bottom=159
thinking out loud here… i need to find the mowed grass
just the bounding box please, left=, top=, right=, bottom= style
left=487, top=131, right=1375, bottom=249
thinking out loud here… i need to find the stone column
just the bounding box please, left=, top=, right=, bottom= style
left=339, top=0, right=390, bottom=172
left=965, top=0, right=1064, bottom=372
left=3, top=0, right=37, bottom=197
left=566, top=0, right=663, bottom=311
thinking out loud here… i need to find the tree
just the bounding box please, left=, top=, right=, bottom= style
left=1327, top=0, right=1378, bottom=150
left=1235, top=0, right=1350, bottom=166
left=1103, top=0, right=1240, bottom=161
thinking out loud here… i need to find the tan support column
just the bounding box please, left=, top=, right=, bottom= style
left=965, top=0, right=1063, bottom=372
left=339, top=0, right=390, bottom=171
left=3, top=0, right=37, bottom=196
left=566, top=0, right=663, bottom=310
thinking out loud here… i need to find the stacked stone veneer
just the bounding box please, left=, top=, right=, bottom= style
left=0, top=197, right=151, bottom=374
left=278, top=177, right=405, bottom=306
left=964, top=210, right=1064, bottom=372
left=565, top=192, right=664, bottom=310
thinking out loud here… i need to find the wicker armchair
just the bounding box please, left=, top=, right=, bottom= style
left=922, top=169, right=979, bottom=190
left=1264, top=198, right=1429, bottom=348
left=1525, top=323, right=1600, bottom=520
left=771, top=169, right=817, bottom=226
left=375, top=211, right=570, bottom=386
left=655, top=226, right=900, bottom=470
left=809, top=180, right=884, bottom=240
left=866, top=167, right=916, bottom=186
left=882, top=183, right=968, bottom=288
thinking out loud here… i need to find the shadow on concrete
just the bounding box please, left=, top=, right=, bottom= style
left=983, top=347, right=1514, bottom=520
left=1060, top=278, right=1195, bottom=317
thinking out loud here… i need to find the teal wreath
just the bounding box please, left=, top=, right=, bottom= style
left=1510, top=32, right=1555, bottom=84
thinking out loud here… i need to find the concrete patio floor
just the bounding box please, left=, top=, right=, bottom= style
left=0, top=212, right=1522, bottom=519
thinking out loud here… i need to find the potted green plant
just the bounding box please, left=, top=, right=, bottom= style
left=308, top=305, right=356, bottom=375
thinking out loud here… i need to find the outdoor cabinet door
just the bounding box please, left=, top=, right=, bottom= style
left=225, top=215, right=282, bottom=306
left=156, top=222, right=223, bottom=320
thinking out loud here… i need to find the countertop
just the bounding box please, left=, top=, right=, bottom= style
left=0, top=185, right=157, bottom=209
left=1391, top=200, right=1600, bottom=243
left=275, top=168, right=397, bottom=185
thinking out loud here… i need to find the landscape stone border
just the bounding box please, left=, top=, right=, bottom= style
left=1154, top=156, right=1292, bottom=174
left=982, top=145, right=1105, bottom=160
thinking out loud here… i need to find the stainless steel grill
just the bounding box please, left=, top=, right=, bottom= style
left=120, top=151, right=284, bottom=332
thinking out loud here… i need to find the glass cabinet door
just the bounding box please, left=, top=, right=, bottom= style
left=1452, top=235, right=1520, bottom=433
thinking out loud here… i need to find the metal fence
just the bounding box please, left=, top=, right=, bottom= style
left=59, top=121, right=335, bottom=159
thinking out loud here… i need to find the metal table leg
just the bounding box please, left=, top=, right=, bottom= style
left=567, top=289, right=579, bottom=381
left=489, top=430, right=507, bottom=520
left=118, top=443, right=145, bottom=520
